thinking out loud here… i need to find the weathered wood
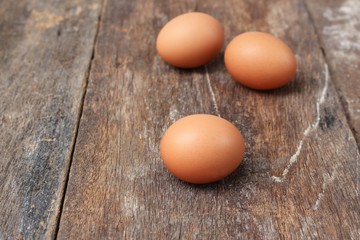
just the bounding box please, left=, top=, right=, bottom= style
left=56, top=0, right=359, bottom=239
left=0, top=0, right=101, bottom=239
left=305, top=0, right=360, bottom=149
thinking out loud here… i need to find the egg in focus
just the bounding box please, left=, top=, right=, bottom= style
left=225, top=31, right=297, bottom=90
left=156, top=12, right=224, bottom=68
left=160, top=114, right=245, bottom=184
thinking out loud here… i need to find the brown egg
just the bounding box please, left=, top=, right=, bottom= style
left=156, top=12, right=224, bottom=68
left=225, top=31, right=297, bottom=90
left=160, top=114, right=245, bottom=184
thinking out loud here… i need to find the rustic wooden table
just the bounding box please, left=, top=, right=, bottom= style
left=1, top=0, right=359, bottom=239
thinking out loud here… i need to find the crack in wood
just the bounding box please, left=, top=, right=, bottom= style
left=272, top=63, right=330, bottom=183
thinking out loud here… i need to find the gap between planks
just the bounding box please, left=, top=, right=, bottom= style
left=53, top=1, right=105, bottom=238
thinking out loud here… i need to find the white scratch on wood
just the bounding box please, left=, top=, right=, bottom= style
left=40, top=138, right=56, bottom=142
left=313, top=171, right=336, bottom=210
left=123, top=195, right=138, bottom=217
left=169, top=106, right=179, bottom=123
left=272, top=64, right=330, bottom=183
left=205, top=66, right=220, bottom=117
left=349, top=108, right=360, bottom=113
left=26, top=10, right=64, bottom=33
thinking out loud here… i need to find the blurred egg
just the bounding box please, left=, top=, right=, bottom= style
left=156, top=12, right=224, bottom=68
left=225, top=31, right=297, bottom=90
left=160, top=114, right=245, bottom=184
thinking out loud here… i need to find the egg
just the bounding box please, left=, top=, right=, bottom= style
left=156, top=12, right=224, bottom=68
left=225, top=31, right=297, bottom=90
left=160, top=114, right=245, bottom=184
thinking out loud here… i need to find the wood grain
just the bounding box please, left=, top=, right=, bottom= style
left=0, top=0, right=101, bottom=239
left=305, top=0, right=360, bottom=149
left=56, top=0, right=359, bottom=239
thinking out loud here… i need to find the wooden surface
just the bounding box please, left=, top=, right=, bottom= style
left=0, top=0, right=359, bottom=239
left=305, top=0, right=360, bottom=148
left=0, top=0, right=101, bottom=239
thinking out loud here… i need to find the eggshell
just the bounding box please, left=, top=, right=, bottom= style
left=160, top=114, right=245, bottom=184
left=156, top=12, right=224, bottom=68
left=225, top=31, right=297, bottom=90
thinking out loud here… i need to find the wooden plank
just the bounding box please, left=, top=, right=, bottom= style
left=57, top=0, right=359, bottom=238
left=0, top=0, right=101, bottom=239
left=305, top=0, right=360, bottom=148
